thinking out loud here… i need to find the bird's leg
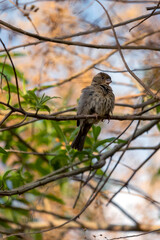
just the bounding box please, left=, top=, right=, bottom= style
left=105, top=113, right=110, bottom=123
left=93, top=113, right=99, bottom=121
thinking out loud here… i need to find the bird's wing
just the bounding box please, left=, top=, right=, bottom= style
left=77, top=86, right=94, bottom=115
left=76, top=86, right=95, bottom=127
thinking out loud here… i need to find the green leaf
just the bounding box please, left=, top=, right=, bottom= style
left=2, top=169, right=25, bottom=189
left=22, top=90, right=58, bottom=112
left=31, top=190, right=64, bottom=204
left=50, top=153, right=69, bottom=170
left=96, top=168, right=106, bottom=176
left=2, top=169, right=16, bottom=183
left=34, top=158, right=51, bottom=176
left=26, top=90, right=39, bottom=101
left=0, top=52, right=26, bottom=58
left=92, top=125, right=101, bottom=141
left=33, top=233, right=43, bottom=240
left=69, top=126, right=79, bottom=141
left=52, top=122, right=67, bottom=144
left=157, top=168, right=160, bottom=175
left=45, top=193, right=65, bottom=204
left=38, top=84, right=54, bottom=90
left=39, top=94, right=56, bottom=105
left=0, top=62, right=25, bottom=81
left=93, top=137, right=127, bottom=149
left=156, top=106, right=160, bottom=131
left=156, top=105, right=160, bottom=114
left=41, top=104, right=51, bottom=113
left=0, top=147, right=7, bottom=154
left=157, top=123, right=160, bottom=132
left=0, top=219, right=10, bottom=228
left=3, top=83, right=23, bottom=95
left=13, top=207, right=29, bottom=217
left=104, top=137, right=115, bottom=142
left=5, top=236, right=18, bottom=240
left=116, top=139, right=127, bottom=144
left=23, top=171, right=33, bottom=183
left=94, top=139, right=111, bottom=149
left=0, top=104, right=7, bottom=110
left=72, top=150, right=92, bottom=161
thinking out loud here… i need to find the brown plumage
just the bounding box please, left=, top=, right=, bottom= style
left=71, top=72, right=115, bottom=151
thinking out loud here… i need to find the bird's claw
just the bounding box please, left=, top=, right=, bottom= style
left=105, top=114, right=110, bottom=123
left=93, top=113, right=99, bottom=121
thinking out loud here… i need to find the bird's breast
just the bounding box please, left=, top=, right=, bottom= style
left=92, top=87, right=114, bottom=116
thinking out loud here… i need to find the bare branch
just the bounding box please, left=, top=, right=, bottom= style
left=95, top=65, right=160, bottom=73
left=54, top=10, right=160, bottom=39
left=105, top=143, right=160, bottom=207
left=95, top=0, right=157, bottom=99
left=1, top=101, right=160, bottom=121
left=5, top=149, right=57, bottom=156
left=8, top=0, right=39, bottom=34
left=0, top=19, right=160, bottom=53
left=107, top=227, right=160, bottom=240
left=0, top=160, right=105, bottom=196
left=0, top=72, right=11, bottom=104
left=129, top=0, right=160, bottom=31
left=0, top=39, right=22, bottom=108
left=0, top=40, right=42, bottom=53
left=0, top=110, right=13, bottom=127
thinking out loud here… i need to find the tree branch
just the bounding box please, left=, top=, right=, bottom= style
left=0, top=160, right=105, bottom=196
left=0, top=39, right=22, bottom=108
left=95, top=0, right=157, bottom=99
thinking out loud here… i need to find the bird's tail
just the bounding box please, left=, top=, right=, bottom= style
left=71, top=123, right=92, bottom=151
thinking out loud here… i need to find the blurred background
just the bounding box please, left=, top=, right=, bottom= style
left=0, top=0, right=160, bottom=239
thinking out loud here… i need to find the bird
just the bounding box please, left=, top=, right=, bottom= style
left=71, top=72, right=115, bottom=151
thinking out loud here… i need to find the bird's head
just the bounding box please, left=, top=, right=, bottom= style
left=91, top=72, right=112, bottom=86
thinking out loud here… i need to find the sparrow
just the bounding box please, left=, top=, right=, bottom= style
left=71, top=72, right=115, bottom=151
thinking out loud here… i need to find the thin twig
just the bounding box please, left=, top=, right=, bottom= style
left=1, top=19, right=160, bottom=52
left=0, top=110, right=13, bottom=127
left=0, top=72, right=11, bottom=104
left=50, top=10, right=160, bottom=39
left=0, top=39, right=22, bottom=108
left=105, top=120, right=141, bottom=207
left=0, top=55, right=7, bottom=90
left=100, top=121, right=133, bottom=153
left=0, top=119, right=38, bottom=132
left=8, top=0, right=39, bottom=34
left=1, top=102, right=160, bottom=121
left=0, top=160, right=105, bottom=196
left=94, top=65, right=160, bottom=73
left=73, top=173, right=84, bottom=209
left=0, top=40, right=42, bottom=53
left=105, top=142, right=160, bottom=207
left=3, top=120, right=159, bottom=238
left=129, top=0, right=160, bottom=31
left=107, top=228, right=160, bottom=240
left=147, top=6, right=160, bottom=10
left=9, top=129, right=49, bottom=163
left=95, top=0, right=157, bottom=99
left=5, top=149, right=57, bottom=156
left=119, top=146, right=159, bottom=150
left=74, top=177, right=139, bottom=225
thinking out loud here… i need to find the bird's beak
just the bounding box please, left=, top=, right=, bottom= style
left=106, top=79, right=112, bottom=84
